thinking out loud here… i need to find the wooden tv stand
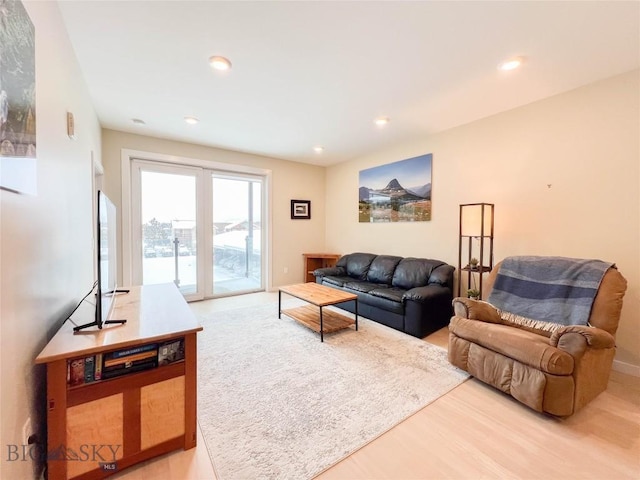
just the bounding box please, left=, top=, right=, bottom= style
left=36, top=283, right=203, bottom=480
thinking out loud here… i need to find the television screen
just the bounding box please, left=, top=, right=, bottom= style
left=97, top=190, right=118, bottom=326
left=74, top=190, right=126, bottom=332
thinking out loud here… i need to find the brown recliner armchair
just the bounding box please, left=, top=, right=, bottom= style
left=448, top=259, right=627, bottom=416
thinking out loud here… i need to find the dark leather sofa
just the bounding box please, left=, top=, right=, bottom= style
left=313, top=252, right=455, bottom=338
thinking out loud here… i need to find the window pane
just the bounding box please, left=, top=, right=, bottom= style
left=212, top=177, right=262, bottom=295
left=141, top=170, right=197, bottom=295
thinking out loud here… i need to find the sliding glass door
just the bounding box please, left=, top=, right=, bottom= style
left=131, top=160, right=265, bottom=300
left=212, top=176, right=262, bottom=295
left=132, top=162, right=200, bottom=298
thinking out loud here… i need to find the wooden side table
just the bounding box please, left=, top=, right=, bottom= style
left=302, top=253, right=341, bottom=283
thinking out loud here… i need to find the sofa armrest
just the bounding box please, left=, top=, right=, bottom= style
left=403, top=284, right=454, bottom=337
left=313, top=266, right=346, bottom=278
left=550, top=325, right=615, bottom=350
left=403, top=284, right=451, bottom=303
left=451, top=298, right=502, bottom=324
left=429, top=264, right=455, bottom=290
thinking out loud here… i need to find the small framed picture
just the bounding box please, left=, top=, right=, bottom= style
left=291, top=200, right=311, bottom=219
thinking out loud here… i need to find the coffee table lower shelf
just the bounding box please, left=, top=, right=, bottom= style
left=282, top=305, right=355, bottom=335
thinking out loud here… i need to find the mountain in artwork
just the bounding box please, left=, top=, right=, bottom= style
left=407, top=183, right=431, bottom=199
left=360, top=178, right=431, bottom=201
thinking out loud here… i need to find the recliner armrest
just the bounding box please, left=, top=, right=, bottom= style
left=550, top=325, right=615, bottom=350
left=452, top=298, right=501, bottom=324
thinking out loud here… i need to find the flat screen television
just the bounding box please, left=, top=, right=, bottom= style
left=73, top=190, right=127, bottom=332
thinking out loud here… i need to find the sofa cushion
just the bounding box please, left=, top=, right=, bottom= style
left=343, top=281, right=380, bottom=293
left=369, top=286, right=405, bottom=302
left=362, top=287, right=406, bottom=314
left=367, top=255, right=403, bottom=284
left=344, top=253, right=377, bottom=280
left=321, top=276, right=350, bottom=287
left=392, top=258, right=440, bottom=290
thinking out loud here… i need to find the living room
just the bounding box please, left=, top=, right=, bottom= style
left=1, top=1, right=638, bottom=479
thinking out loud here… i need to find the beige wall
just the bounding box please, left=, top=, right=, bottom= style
left=325, top=70, right=640, bottom=369
left=101, top=129, right=326, bottom=289
left=0, top=2, right=102, bottom=478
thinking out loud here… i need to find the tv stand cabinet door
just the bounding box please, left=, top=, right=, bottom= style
left=140, top=376, right=185, bottom=449
left=66, top=394, right=124, bottom=478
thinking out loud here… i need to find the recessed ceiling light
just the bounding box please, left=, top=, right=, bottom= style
left=132, top=118, right=146, bottom=125
left=313, top=146, right=324, bottom=153
left=209, top=56, right=232, bottom=71
left=498, top=57, right=524, bottom=71
left=374, top=116, right=390, bottom=126
left=184, top=116, right=199, bottom=125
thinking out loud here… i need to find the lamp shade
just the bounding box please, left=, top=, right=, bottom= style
left=461, top=203, right=493, bottom=236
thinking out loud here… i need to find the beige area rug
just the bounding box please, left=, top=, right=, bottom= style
left=196, top=300, right=469, bottom=480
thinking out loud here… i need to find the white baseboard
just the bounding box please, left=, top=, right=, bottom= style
left=612, top=359, right=640, bottom=377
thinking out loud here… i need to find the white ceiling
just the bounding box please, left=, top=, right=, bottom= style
left=57, top=1, right=640, bottom=167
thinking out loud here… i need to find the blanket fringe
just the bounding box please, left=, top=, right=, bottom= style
left=496, top=309, right=563, bottom=336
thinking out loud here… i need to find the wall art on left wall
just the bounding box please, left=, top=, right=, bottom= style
left=0, top=0, right=37, bottom=194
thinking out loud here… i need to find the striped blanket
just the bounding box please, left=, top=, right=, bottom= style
left=487, top=256, right=613, bottom=327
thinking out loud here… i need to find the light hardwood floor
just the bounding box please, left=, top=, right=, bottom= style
left=114, top=292, right=640, bottom=479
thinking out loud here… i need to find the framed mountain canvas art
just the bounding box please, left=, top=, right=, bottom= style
left=359, top=153, right=432, bottom=223
left=0, top=0, right=37, bottom=194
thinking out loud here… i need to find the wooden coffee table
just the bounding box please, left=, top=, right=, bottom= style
left=278, top=282, right=358, bottom=342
